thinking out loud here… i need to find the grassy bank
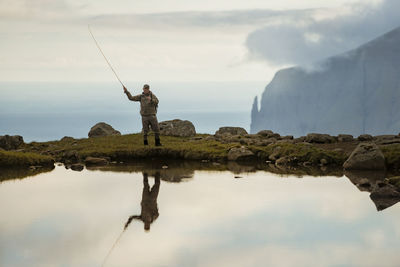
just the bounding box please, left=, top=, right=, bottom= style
left=24, top=134, right=235, bottom=162
left=21, top=134, right=349, bottom=166
left=0, top=150, right=54, bottom=168
left=0, top=133, right=398, bottom=172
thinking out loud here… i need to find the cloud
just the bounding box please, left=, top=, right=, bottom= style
left=87, top=9, right=311, bottom=32
left=0, top=0, right=81, bottom=20
left=245, top=0, right=400, bottom=66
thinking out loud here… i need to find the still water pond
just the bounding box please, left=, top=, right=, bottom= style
left=1, top=164, right=400, bottom=267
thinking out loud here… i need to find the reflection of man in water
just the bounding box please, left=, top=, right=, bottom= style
left=125, top=172, right=160, bottom=231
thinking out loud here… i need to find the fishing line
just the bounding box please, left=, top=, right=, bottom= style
left=88, top=25, right=125, bottom=87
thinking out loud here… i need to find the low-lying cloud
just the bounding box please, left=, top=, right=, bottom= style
left=246, top=0, right=400, bottom=66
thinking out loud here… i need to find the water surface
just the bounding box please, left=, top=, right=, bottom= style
left=0, top=164, right=399, bottom=267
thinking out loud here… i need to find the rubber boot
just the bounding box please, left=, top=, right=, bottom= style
left=155, top=138, right=162, bottom=146
left=144, top=139, right=149, bottom=146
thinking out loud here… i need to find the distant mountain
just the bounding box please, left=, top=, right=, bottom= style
left=251, top=26, right=400, bottom=137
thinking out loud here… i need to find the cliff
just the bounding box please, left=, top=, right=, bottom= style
left=251, top=26, right=400, bottom=137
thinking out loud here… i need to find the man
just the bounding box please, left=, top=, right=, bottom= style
left=123, top=84, right=162, bottom=146
left=124, top=172, right=161, bottom=231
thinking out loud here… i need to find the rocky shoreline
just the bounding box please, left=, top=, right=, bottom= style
left=2, top=122, right=400, bottom=210
left=1, top=122, right=400, bottom=173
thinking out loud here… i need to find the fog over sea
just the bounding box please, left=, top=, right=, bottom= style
left=0, top=81, right=265, bottom=142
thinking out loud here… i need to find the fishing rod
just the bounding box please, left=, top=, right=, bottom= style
left=88, top=25, right=125, bottom=88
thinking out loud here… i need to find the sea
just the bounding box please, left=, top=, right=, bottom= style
left=0, top=81, right=265, bottom=142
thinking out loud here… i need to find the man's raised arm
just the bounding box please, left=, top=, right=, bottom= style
left=123, top=86, right=141, bottom=101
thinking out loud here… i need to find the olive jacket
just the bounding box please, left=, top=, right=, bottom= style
left=125, top=90, right=159, bottom=116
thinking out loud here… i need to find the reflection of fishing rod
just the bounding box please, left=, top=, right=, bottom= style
left=101, top=229, right=125, bottom=267
left=88, top=25, right=125, bottom=88
left=101, top=216, right=139, bottom=267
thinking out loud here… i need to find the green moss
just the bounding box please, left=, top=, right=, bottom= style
left=22, top=134, right=236, bottom=162
left=249, top=142, right=347, bottom=165
left=380, top=144, right=400, bottom=169
left=0, top=150, right=54, bottom=167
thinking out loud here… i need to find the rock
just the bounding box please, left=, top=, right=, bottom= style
left=260, top=139, right=277, bottom=146
left=358, top=134, right=373, bottom=141
left=343, top=143, right=386, bottom=170
left=159, top=119, right=196, bottom=137
left=303, top=161, right=312, bottom=167
left=84, top=157, right=109, bottom=166
left=268, top=146, right=282, bottom=161
left=0, top=135, right=24, bottom=150
left=160, top=169, right=194, bottom=183
left=345, top=170, right=386, bottom=192
left=257, top=130, right=281, bottom=139
left=216, top=127, right=248, bottom=136
left=227, top=146, right=255, bottom=161
left=70, top=163, right=84, bottom=171
left=240, top=139, right=254, bottom=146
left=29, top=165, right=42, bottom=170
left=88, top=122, right=121, bottom=138
left=204, top=135, right=216, bottom=141
left=370, top=185, right=400, bottom=211
left=275, top=157, right=289, bottom=166
left=205, top=136, right=216, bottom=141
left=305, top=133, right=336, bottom=144
left=374, top=135, right=400, bottom=145
left=227, top=162, right=257, bottom=173
left=276, top=139, right=294, bottom=144
left=320, top=158, right=328, bottom=165
left=60, top=136, right=74, bottom=142
left=293, top=136, right=307, bottom=143
left=333, top=148, right=344, bottom=153
left=374, top=134, right=398, bottom=140
left=337, top=134, right=354, bottom=142
left=63, top=150, right=79, bottom=164
left=281, top=135, right=294, bottom=140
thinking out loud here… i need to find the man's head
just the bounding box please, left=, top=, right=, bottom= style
left=143, top=84, right=150, bottom=94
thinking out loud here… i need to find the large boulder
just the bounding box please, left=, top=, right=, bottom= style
left=227, top=146, right=255, bottom=161
left=88, top=122, right=121, bottom=138
left=159, top=119, right=196, bottom=137
left=0, top=135, right=24, bottom=150
left=215, top=127, right=248, bottom=136
left=343, top=143, right=386, bottom=170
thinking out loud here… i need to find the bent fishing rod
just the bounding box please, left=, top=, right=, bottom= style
left=88, top=25, right=125, bottom=88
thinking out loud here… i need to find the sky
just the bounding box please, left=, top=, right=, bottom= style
left=1, top=0, right=398, bottom=83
